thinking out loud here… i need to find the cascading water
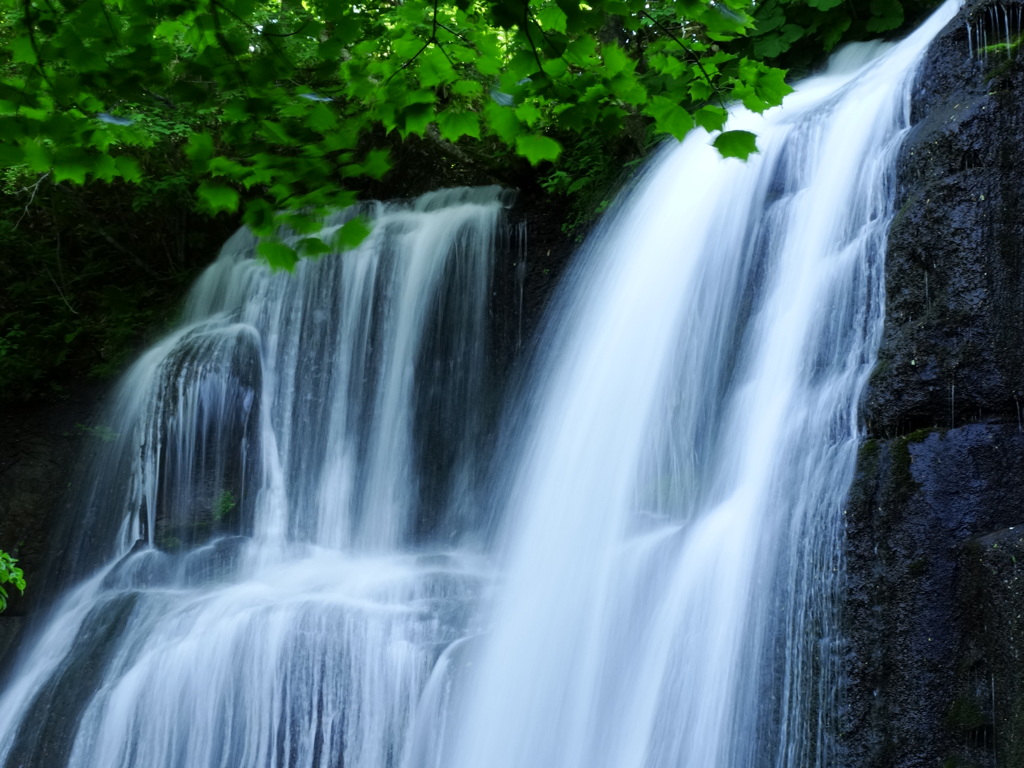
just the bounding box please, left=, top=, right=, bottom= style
left=0, top=188, right=507, bottom=768
left=0, top=3, right=959, bottom=766
left=431, top=8, right=958, bottom=765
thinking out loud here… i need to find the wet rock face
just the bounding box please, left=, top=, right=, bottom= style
left=0, top=387, right=101, bottom=609
left=866, top=1, right=1024, bottom=435
left=958, top=524, right=1024, bottom=768
left=152, top=326, right=263, bottom=550
left=0, top=386, right=103, bottom=673
left=845, top=4, right=1024, bottom=767
left=843, top=425, right=1024, bottom=767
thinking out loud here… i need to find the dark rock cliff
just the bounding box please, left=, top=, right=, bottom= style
left=843, top=3, right=1024, bottom=766
left=0, top=386, right=100, bottom=666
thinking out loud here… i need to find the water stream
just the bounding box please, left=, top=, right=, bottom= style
left=0, top=4, right=958, bottom=766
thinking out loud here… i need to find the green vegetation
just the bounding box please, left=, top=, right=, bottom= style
left=858, top=436, right=880, bottom=466
left=213, top=489, right=237, bottom=522
left=0, top=176, right=230, bottom=402
left=978, top=28, right=1024, bottom=56
left=0, top=0, right=804, bottom=265
left=0, top=549, right=25, bottom=612
left=155, top=533, right=183, bottom=552
left=0, top=0, right=937, bottom=233
left=887, top=427, right=935, bottom=504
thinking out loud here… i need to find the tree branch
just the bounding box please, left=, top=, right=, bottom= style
left=381, top=40, right=431, bottom=87
left=522, top=4, right=545, bottom=73
left=14, top=173, right=50, bottom=229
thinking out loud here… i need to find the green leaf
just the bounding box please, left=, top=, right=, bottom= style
left=646, top=96, right=694, bottom=141
left=601, top=44, right=632, bottom=76
left=401, top=102, right=435, bottom=137
left=0, top=143, right=24, bottom=168
left=754, top=67, right=793, bottom=108
left=689, top=78, right=716, bottom=102
left=452, top=80, right=484, bottom=97
left=437, top=109, right=481, bottom=142
left=197, top=181, right=240, bottom=213
left=475, top=35, right=503, bottom=76
left=91, top=154, right=118, bottom=182
left=542, top=57, right=568, bottom=78
left=557, top=0, right=593, bottom=33
left=333, top=216, right=372, bottom=250
left=567, top=34, right=598, bottom=64
left=490, top=0, right=522, bottom=27
left=114, top=157, right=142, bottom=183
left=780, top=24, right=807, bottom=45
left=257, top=240, right=299, bottom=271
left=418, top=46, right=454, bottom=88
left=506, top=50, right=539, bottom=82
left=702, top=3, right=753, bottom=39
left=484, top=102, right=522, bottom=144
left=260, top=120, right=296, bottom=147
left=515, top=102, right=543, bottom=127
left=753, top=35, right=787, bottom=59
left=208, top=156, right=246, bottom=178
left=307, top=102, right=338, bottom=132
left=400, top=89, right=438, bottom=107
left=713, top=130, right=758, bottom=160
left=649, top=53, right=686, bottom=78
left=186, top=133, right=214, bottom=163
left=154, top=19, right=187, bottom=38
left=53, top=159, right=88, bottom=185
left=448, top=44, right=476, bottom=64
left=866, top=0, right=904, bottom=31
left=821, top=16, right=853, bottom=50
left=537, top=4, right=568, bottom=32
left=694, top=105, right=728, bottom=133
left=554, top=103, right=597, bottom=131
left=23, top=143, right=52, bottom=173
left=12, top=37, right=37, bottom=65
left=752, top=3, right=786, bottom=34
left=737, top=85, right=768, bottom=114
left=362, top=148, right=392, bottom=180
left=297, top=236, right=332, bottom=257
left=609, top=73, right=647, bottom=105
left=568, top=175, right=591, bottom=194
left=243, top=198, right=276, bottom=235
left=807, top=0, right=846, bottom=10
left=515, top=133, right=562, bottom=165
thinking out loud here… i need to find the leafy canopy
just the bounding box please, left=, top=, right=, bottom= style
left=0, top=0, right=923, bottom=252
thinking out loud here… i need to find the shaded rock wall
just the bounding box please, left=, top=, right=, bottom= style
left=843, top=3, right=1024, bottom=766
left=0, top=386, right=101, bottom=669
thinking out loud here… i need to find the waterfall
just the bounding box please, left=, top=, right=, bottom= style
left=434, top=7, right=959, bottom=766
left=0, top=188, right=508, bottom=768
left=0, top=3, right=958, bottom=766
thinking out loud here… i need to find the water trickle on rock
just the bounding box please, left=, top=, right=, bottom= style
left=966, top=1, right=1022, bottom=61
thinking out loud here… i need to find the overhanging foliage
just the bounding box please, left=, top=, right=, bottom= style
left=0, top=0, right=808, bottom=261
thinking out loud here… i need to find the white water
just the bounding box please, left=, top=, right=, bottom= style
left=0, top=5, right=958, bottom=767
